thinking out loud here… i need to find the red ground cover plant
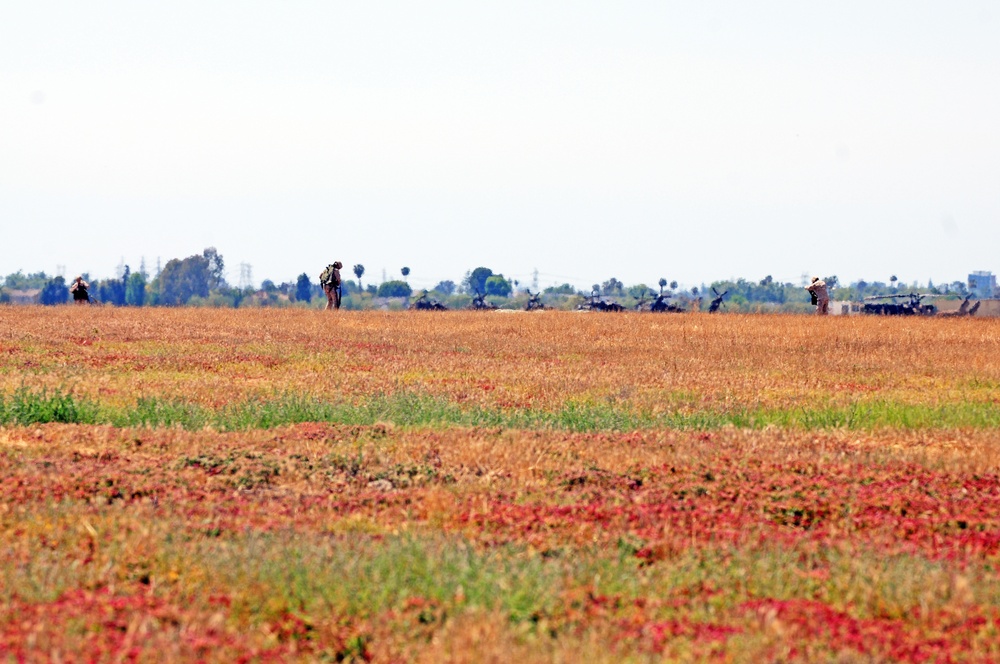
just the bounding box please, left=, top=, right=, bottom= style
left=3, top=309, right=1000, bottom=661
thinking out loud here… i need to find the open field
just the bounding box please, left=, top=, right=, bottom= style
left=2, top=307, right=1000, bottom=662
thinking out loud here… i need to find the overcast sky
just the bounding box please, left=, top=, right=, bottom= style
left=2, top=1, right=998, bottom=291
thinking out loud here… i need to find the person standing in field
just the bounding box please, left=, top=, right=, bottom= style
left=70, top=276, right=90, bottom=305
left=806, top=276, right=830, bottom=315
left=319, top=261, right=342, bottom=310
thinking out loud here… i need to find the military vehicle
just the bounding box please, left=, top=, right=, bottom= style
left=413, top=291, right=448, bottom=311
left=650, top=292, right=685, bottom=313
left=708, top=288, right=728, bottom=313
left=633, top=291, right=652, bottom=311
left=524, top=289, right=545, bottom=311
left=470, top=291, right=498, bottom=310
left=577, top=290, right=625, bottom=312
left=862, top=292, right=937, bottom=316
left=636, top=290, right=685, bottom=313
left=938, top=295, right=981, bottom=317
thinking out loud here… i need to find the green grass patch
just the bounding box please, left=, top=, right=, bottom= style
left=3, top=388, right=1000, bottom=431
left=0, top=387, right=100, bottom=425
left=748, top=401, right=1000, bottom=429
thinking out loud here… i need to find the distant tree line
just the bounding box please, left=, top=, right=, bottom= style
left=0, top=250, right=983, bottom=311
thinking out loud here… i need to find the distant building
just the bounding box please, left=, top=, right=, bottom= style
left=7, top=289, right=40, bottom=305
left=968, top=271, right=997, bottom=298
left=830, top=300, right=862, bottom=315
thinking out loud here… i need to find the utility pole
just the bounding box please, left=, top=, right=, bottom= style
left=238, top=263, right=253, bottom=290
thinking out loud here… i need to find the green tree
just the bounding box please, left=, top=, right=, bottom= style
left=658, top=278, right=667, bottom=294
left=433, top=280, right=456, bottom=295
left=295, top=273, right=312, bottom=303
left=601, top=278, right=624, bottom=296
left=353, top=264, right=365, bottom=290
left=203, top=247, right=226, bottom=289
left=5, top=271, right=49, bottom=290
left=464, top=267, right=493, bottom=294
left=484, top=275, right=512, bottom=297
left=158, top=254, right=211, bottom=305
left=126, top=271, right=146, bottom=306
left=544, top=283, right=576, bottom=295
left=401, top=266, right=410, bottom=281
left=97, top=265, right=129, bottom=306
left=39, top=276, right=69, bottom=305
left=627, top=284, right=651, bottom=299
left=376, top=280, right=412, bottom=298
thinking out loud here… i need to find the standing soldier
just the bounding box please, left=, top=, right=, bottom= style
left=806, top=277, right=830, bottom=315
left=319, top=261, right=343, bottom=310
left=70, top=276, right=90, bottom=305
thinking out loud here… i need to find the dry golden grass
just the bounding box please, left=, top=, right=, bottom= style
left=2, top=306, right=999, bottom=414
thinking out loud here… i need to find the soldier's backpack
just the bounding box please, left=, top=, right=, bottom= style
left=320, top=265, right=337, bottom=286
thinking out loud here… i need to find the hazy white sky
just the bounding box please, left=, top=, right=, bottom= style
left=2, top=1, right=998, bottom=291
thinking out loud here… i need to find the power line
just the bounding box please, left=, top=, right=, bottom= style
left=238, top=263, right=253, bottom=289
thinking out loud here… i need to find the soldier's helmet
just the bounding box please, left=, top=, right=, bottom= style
left=333, top=261, right=343, bottom=269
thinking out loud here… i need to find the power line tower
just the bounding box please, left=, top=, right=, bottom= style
left=238, top=263, right=253, bottom=290
left=532, top=268, right=539, bottom=292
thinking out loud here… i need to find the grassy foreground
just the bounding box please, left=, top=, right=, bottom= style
left=2, top=308, right=1000, bottom=661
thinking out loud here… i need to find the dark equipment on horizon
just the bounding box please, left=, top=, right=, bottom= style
left=524, top=289, right=545, bottom=311
left=708, top=288, right=728, bottom=313
left=577, top=289, right=625, bottom=312
left=938, top=295, right=981, bottom=317
left=862, top=293, right=937, bottom=316
left=413, top=291, right=448, bottom=310
left=635, top=290, right=685, bottom=313
left=650, top=292, right=685, bottom=313
left=470, top=291, right=498, bottom=310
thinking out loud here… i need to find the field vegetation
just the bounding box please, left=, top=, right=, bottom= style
left=2, top=307, right=1000, bottom=661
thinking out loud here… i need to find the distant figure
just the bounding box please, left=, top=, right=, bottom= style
left=319, top=262, right=342, bottom=310
left=806, top=277, right=829, bottom=315
left=70, top=276, right=90, bottom=305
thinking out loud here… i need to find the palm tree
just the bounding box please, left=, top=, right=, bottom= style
left=670, top=280, right=678, bottom=290
left=658, top=278, right=667, bottom=294
left=353, top=264, right=365, bottom=291
left=401, top=267, right=410, bottom=281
